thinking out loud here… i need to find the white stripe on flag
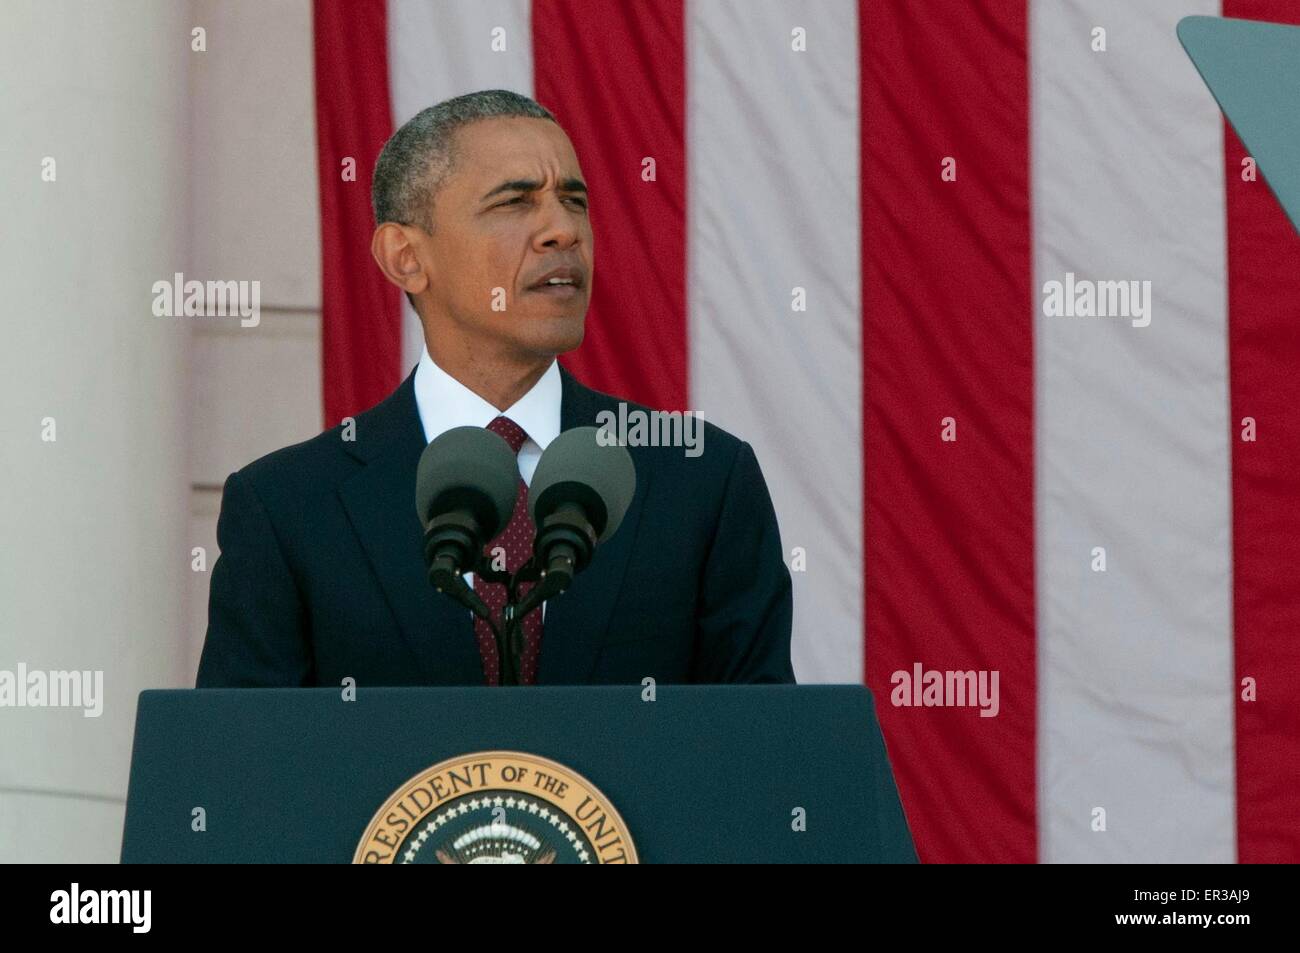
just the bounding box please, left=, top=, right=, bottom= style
left=1032, top=0, right=1235, bottom=862
left=387, top=0, right=535, bottom=375
left=687, top=0, right=862, bottom=683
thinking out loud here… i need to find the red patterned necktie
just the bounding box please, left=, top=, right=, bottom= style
left=473, top=415, right=544, bottom=685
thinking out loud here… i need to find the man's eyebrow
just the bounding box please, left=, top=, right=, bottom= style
left=480, top=177, right=588, bottom=201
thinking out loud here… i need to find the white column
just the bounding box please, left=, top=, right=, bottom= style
left=0, top=1, right=193, bottom=862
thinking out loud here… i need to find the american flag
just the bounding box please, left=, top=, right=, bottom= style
left=312, top=0, right=1300, bottom=863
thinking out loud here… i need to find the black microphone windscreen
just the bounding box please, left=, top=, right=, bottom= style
left=528, top=426, right=636, bottom=542
left=415, top=426, right=520, bottom=539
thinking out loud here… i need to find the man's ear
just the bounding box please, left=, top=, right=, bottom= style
left=370, top=222, right=431, bottom=295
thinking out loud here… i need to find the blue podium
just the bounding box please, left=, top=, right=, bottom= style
left=121, top=684, right=916, bottom=864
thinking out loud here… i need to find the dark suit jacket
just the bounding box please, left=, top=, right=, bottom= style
left=195, top=365, right=795, bottom=687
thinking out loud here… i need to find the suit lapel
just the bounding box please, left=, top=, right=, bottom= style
left=336, top=371, right=483, bottom=685
left=536, top=368, right=650, bottom=684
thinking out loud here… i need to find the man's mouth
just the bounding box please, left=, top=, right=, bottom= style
left=526, top=266, right=585, bottom=295
left=528, top=279, right=582, bottom=298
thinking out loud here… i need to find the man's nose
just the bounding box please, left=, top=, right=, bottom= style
left=533, top=195, right=582, bottom=249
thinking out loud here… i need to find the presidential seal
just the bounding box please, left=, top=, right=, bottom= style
left=353, top=751, right=638, bottom=864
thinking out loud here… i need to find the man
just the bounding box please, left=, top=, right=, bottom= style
left=196, top=89, right=794, bottom=688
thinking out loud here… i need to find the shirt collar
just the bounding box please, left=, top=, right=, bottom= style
left=412, top=346, right=562, bottom=450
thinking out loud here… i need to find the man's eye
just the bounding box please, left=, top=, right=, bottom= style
left=495, top=195, right=585, bottom=209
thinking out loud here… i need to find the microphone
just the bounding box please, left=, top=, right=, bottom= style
left=516, top=426, right=636, bottom=617
left=415, top=426, right=520, bottom=618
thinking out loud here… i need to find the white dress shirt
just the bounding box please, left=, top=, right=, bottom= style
left=412, top=347, right=562, bottom=609
left=413, top=346, right=561, bottom=483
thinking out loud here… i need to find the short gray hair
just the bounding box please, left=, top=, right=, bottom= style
left=371, top=89, right=557, bottom=233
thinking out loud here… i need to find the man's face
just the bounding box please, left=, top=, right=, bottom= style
left=414, top=117, right=593, bottom=361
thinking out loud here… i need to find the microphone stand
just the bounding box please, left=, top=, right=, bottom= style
left=439, top=525, right=588, bottom=686
left=496, top=554, right=572, bottom=686
left=473, top=561, right=520, bottom=686
left=496, top=511, right=592, bottom=684
left=499, top=560, right=545, bottom=687
left=444, top=558, right=546, bottom=687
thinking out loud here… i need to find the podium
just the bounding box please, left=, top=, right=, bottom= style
left=121, top=684, right=916, bottom=863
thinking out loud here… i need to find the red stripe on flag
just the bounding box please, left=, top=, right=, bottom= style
left=1223, top=0, right=1300, bottom=865
left=860, top=0, right=1036, bottom=862
left=313, top=0, right=401, bottom=427
left=532, top=0, right=687, bottom=411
